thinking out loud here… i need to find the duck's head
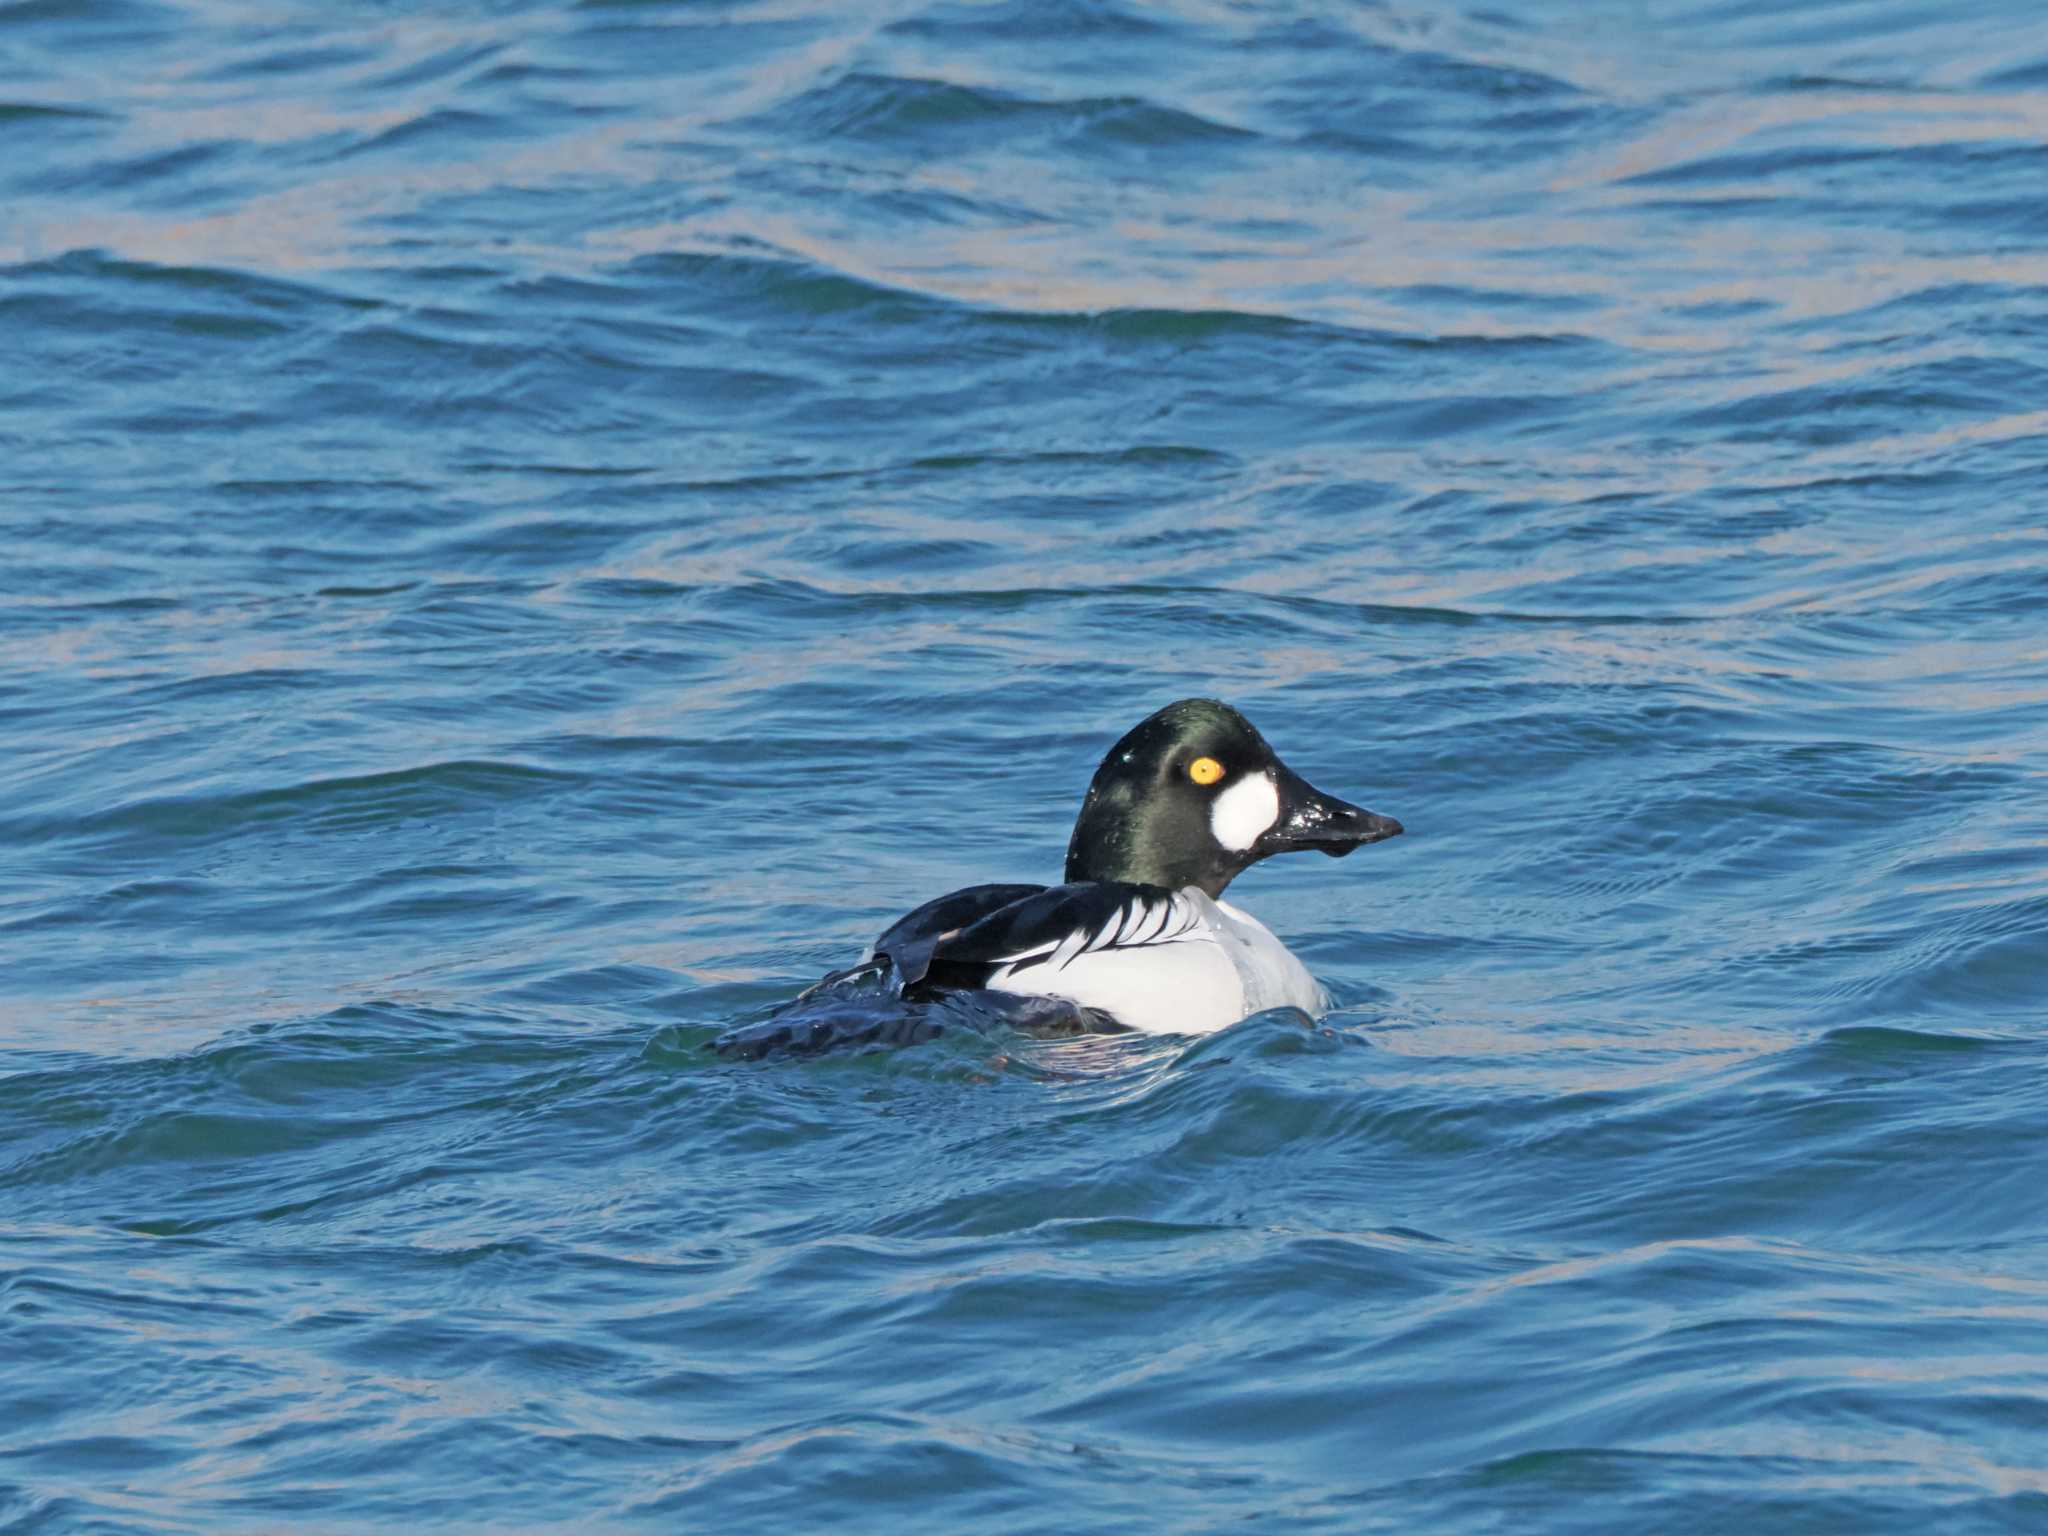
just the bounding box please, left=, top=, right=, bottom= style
left=1063, top=698, right=1403, bottom=898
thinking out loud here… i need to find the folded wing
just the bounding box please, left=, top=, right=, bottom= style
left=905, top=881, right=1198, bottom=995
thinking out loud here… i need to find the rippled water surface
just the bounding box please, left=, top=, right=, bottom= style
left=6, top=0, right=2048, bottom=1529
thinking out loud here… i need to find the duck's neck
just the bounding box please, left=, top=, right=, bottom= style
left=1064, top=785, right=1241, bottom=898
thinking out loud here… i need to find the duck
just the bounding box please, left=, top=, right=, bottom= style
left=785, top=698, right=1402, bottom=1040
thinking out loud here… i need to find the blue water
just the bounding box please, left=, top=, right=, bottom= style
left=5, top=0, right=2048, bottom=1528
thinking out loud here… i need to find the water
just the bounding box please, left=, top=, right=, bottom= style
left=4, top=0, right=2048, bottom=1528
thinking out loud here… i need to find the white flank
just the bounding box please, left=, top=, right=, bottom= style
left=1210, top=770, right=1280, bottom=852
left=985, top=888, right=1328, bottom=1035
left=990, top=930, right=1243, bottom=1034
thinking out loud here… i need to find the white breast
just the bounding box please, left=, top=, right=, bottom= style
left=1210, top=895, right=1329, bottom=1019
left=983, top=887, right=1327, bottom=1035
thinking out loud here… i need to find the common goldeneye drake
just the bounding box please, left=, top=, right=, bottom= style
left=774, top=698, right=1402, bottom=1042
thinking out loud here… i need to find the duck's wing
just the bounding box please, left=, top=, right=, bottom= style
left=868, top=882, right=1048, bottom=990
left=913, top=880, right=1199, bottom=993
left=713, top=883, right=1156, bottom=1060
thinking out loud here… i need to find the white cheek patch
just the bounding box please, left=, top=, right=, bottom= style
left=1210, top=771, right=1280, bottom=852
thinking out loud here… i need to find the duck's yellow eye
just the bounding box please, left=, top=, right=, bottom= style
left=1188, top=756, right=1224, bottom=786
